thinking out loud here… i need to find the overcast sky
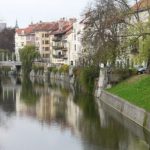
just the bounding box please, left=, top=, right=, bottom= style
left=0, top=0, right=90, bottom=28
left=0, top=0, right=135, bottom=28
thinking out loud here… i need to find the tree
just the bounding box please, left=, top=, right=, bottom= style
left=0, top=28, right=15, bottom=52
left=131, top=19, right=150, bottom=71
left=82, top=0, right=129, bottom=67
left=19, top=45, right=40, bottom=76
left=126, top=1, right=150, bottom=71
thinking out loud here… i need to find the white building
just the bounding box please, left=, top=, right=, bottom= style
left=50, top=19, right=84, bottom=66
left=15, top=29, right=27, bottom=61
left=15, top=19, right=84, bottom=66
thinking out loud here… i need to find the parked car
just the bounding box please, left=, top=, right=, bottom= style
left=136, top=66, right=147, bottom=74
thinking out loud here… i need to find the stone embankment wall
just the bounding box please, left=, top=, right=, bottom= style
left=30, top=70, right=74, bottom=84
left=100, top=90, right=150, bottom=132
left=96, top=68, right=150, bottom=132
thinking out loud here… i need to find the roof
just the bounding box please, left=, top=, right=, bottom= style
left=16, top=19, right=75, bottom=36
left=51, top=21, right=73, bottom=35
left=132, top=0, right=150, bottom=11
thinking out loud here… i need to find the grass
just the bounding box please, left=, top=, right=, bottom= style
left=107, top=74, right=150, bottom=111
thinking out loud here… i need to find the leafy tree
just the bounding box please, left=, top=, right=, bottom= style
left=19, top=45, right=40, bottom=76
left=127, top=17, right=150, bottom=71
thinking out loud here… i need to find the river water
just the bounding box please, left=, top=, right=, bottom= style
left=0, top=76, right=150, bottom=150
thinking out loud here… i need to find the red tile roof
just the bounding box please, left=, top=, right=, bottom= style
left=16, top=19, right=75, bottom=36
left=132, top=0, right=150, bottom=11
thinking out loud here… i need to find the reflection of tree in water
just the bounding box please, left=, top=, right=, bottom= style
left=49, top=81, right=70, bottom=125
left=54, top=97, right=67, bottom=124
left=73, top=92, right=130, bottom=150
left=0, top=78, right=16, bottom=115
left=21, top=77, right=39, bottom=105
left=49, top=80, right=70, bottom=99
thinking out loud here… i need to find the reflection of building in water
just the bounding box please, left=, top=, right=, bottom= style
left=1, top=77, right=150, bottom=150
left=15, top=85, right=82, bottom=136
left=66, top=95, right=82, bottom=135
left=0, top=78, right=19, bottom=113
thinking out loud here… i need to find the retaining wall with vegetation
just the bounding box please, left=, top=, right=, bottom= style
left=100, top=90, right=150, bottom=132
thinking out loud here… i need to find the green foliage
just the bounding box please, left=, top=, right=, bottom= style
left=107, top=75, right=150, bottom=111
left=48, top=67, right=58, bottom=74
left=111, top=68, right=137, bottom=81
left=128, top=19, right=150, bottom=66
left=0, top=66, right=11, bottom=75
left=32, top=65, right=44, bottom=74
left=59, top=64, right=69, bottom=74
left=32, top=65, right=38, bottom=73
left=0, top=66, right=11, bottom=72
left=20, top=45, right=40, bottom=76
left=74, top=66, right=99, bottom=93
left=139, top=36, right=150, bottom=62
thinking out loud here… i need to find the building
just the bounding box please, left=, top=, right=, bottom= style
left=131, top=0, right=150, bottom=23
left=15, top=18, right=84, bottom=66
left=15, top=22, right=58, bottom=61
left=50, top=18, right=84, bottom=66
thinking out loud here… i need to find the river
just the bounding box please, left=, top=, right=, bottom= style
left=0, top=76, right=149, bottom=150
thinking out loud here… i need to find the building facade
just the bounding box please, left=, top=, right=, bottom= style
left=15, top=19, right=84, bottom=66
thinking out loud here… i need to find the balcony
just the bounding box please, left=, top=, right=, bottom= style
left=53, top=54, right=64, bottom=59
left=62, top=47, right=67, bottom=51
left=53, top=54, right=68, bottom=59
left=52, top=37, right=62, bottom=42
left=52, top=45, right=65, bottom=50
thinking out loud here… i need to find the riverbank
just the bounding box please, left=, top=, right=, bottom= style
left=100, top=90, right=150, bottom=132
left=107, top=74, right=150, bottom=111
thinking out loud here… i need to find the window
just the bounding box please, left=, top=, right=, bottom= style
left=45, top=47, right=49, bottom=51
left=21, top=42, right=24, bottom=47
left=45, top=40, right=49, bottom=44
left=74, top=44, right=76, bottom=51
left=74, top=34, right=76, bottom=40
left=45, top=54, right=49, bottom=58
left=71, top=61, right=73, bottom=65
left=45, top=34, right=49, bottom=38
left=58, top=52, right=61, bottom=56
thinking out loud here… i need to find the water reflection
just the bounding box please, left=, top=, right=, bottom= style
left=0, top=77, right=149, bottom=150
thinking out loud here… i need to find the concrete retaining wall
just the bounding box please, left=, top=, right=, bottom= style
left=100, top=90, right=150, bottom=132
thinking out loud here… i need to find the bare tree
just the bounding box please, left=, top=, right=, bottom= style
left=82, top=0, right=129, bottom=67
left=0, top=28, right=15, bottom=52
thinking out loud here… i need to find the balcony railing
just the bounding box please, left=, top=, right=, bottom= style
left=53, top=54, right=68, bottom=59
left=52, top=45, right=65, bottom=50
left=62, top=47, right=67, bottom=51
left=52, top=37, right=62, bottom=42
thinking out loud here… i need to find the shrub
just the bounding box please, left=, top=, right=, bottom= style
left=32, top=65, right=44, bottom=74
left=110, top=68, right=137, bottom=83
left=59, top=64, right=69, bottom=74
left=73, top=66, right=99, bottom=93
left=32, top=65, right=38, bottom=73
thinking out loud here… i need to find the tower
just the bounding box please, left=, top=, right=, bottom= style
left=15, top=20, right=19, bottom=29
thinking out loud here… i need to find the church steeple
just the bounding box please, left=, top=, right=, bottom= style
left=15, top=20, right=19, bottom=29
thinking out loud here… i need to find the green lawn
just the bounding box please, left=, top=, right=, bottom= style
left=107, top=74, right=150, bottom=111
